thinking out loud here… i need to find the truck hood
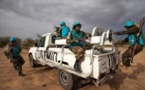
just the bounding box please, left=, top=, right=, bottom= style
left=29, top=47, right=37, bottom=53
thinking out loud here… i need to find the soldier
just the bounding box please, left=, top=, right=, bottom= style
left=55, top=22, right=70, bottom=38
left=60, top=21, right=70, bottom=38
left=66, top=21, right=91, bottom=72
left=3, top=37, right=25, bottom=76
left=114, top=20, right=144, bottom=67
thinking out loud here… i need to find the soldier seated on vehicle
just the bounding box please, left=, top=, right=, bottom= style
left=60, top=21, right=70, bottom=38
left=66, top=21, right=92, bottom=72
left=55, top=21, right=70, bottom=39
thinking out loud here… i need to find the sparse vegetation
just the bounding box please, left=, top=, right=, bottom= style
left=21, top=38, right=36, bottom=50
left=0, top=36, right=10, bottom=47
left=0, top=36, right=37, bottom=49
left=0, top=36, right=22, bottom=48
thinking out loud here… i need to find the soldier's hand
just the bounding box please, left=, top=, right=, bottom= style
left=87, top=33, right=91, bottom=37
left=73, top=40, right=79, bottom=43
left=66, top=39, right=73, bottom=44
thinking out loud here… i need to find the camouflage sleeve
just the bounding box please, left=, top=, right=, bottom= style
left=114, top=26, right=139, bottom=35
left=81, top=31, right=91, bottom=38
left=82, top=31, right=86, bottom=37
left=3, top=47, right=9, bottom=59
left=3, top=44, right=11, bottom=59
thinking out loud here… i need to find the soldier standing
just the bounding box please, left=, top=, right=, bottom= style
left=114, top=20, right=144, bottom=67
left=3, top=37, right=25, bottom=76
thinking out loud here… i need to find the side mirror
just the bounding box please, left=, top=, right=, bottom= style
left=35, top=43, right=38, bottom=47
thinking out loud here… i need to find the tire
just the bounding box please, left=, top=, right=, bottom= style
left=58, top=70, right=77, bottom=90
left=29, top=54, right=36, bottom=68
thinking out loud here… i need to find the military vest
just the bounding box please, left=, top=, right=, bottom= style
left=11, top=45, right=21, bottom=57
left=61, top=26, right=70, bottom=37
left=70, top=30, right=84, bottom=48
left=128, top=33, right=144, bottom=45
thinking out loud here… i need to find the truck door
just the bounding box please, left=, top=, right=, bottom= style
left=36, top=36, right=47, bottom=62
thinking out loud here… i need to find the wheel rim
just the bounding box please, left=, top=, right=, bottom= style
left=60, top=71, right=69, bottom=86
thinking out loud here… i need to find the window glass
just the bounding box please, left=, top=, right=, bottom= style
left=38, top=37, right=46, bottom=47
left=51, top=35, right=61, bottom=44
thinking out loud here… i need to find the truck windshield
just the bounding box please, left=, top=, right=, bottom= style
left=39, top=37, right=46, bottom=47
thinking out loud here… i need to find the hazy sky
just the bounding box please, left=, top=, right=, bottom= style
left=0, top=0, right=145, bottom=39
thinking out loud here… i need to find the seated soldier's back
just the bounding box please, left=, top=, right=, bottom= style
left=61, top=26, right=70, bottom=38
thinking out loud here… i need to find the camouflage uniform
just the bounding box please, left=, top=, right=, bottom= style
left=3, top=42, right=25, bottom=76
left=122, top=44, right=143, bottom=66
left=67, top=31, right=91, bottom=61
left=71, top=46, right=84, bottom=61
left=114, top=25, right=144, bottom=66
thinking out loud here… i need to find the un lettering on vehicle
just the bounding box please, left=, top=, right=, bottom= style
left=38, top=50, right=58, bottom=62
left=45, top=51, right=58, bottom=62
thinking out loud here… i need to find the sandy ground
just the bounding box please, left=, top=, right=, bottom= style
left=0, top=46, right=145, bottom=90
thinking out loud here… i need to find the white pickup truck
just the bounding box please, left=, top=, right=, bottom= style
left=29, top=27, right=121, bottom=90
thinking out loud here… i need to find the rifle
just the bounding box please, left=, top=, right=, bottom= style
left=54, top=25, right=59, bottom=29
left=54, top=25, right=61, bottom=32
left=131, top=17, right=145, bottom=63
left=75, top=36, right=89, bottom=49
left=74, top=36, right=88, bottom=49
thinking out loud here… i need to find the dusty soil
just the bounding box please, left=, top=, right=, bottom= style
left=0, top=46, right=145, bottom=90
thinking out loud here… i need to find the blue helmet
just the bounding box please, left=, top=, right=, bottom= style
left=124, top=20, right=135, bottom=27
left=60, top=21, right=66, bottom=26
left=10, top=37, right=16, bottom=42
left=72, top=21, right=81, bottom=29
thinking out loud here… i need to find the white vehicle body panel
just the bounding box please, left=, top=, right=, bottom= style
left=29, top=27, right=121, bottom=80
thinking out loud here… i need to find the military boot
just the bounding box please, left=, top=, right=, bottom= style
left=19, top=72, right=25, bottom=77
left=74, top=61, right=81, bottom=73
left=123, top=60, right=131, bottom=67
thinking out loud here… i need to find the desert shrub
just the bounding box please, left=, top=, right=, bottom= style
left=22, top=38, right=35, bottom=49
left=0, top=36, right=22, bottom=48
left=0, top=36, right=10, bottom=48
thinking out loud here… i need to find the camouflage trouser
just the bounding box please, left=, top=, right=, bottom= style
left=122, top=44, right=143, bottom=66
left=71, top=46, right=84, bottom=61
left=11, top=56, right=25, bottom=72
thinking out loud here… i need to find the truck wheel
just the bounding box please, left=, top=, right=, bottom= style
left=29, top=54, right=36, bottom=68
left=58, top=70, right=77, bottom=90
